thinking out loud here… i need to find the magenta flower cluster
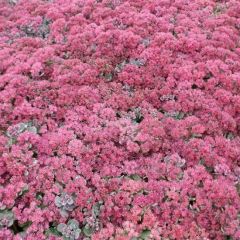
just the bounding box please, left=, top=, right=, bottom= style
left=0, top=0, right=240, bottom=239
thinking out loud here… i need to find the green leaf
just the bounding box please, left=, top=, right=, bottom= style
left=57, top=223, right=66, bottom=233
left=18, top=185, right=29, bottom=197
left=174, top=112, right=185, bottom=120
left=67, top=219, right=79, bottom=229
left=104, top=73, right=113, bottom=82
left=0, top=205, right=6, bottom=211
left=140, top=229, right=151, bottom=240
left=191, top=133, right=202, bottom=138
left=236, top=183, right=240, bottom=196
left=129, top=174, right=142, bottom=181
left=45, top=60, right=54, bottom=66
left=27, top=126, right=38, bottom=134
left=7, top=138, right=17, bottom=146
left=92, top=202, right=102, bottom=217
left=82, top=225, right=93, bottom=237
left=213, top=5, right=224, bottom=15
left=36, top=192, right=44, bottom=200
left=224, top=132, right=234, bottom=140
left=224, top=236, right=233, bottom=240
left=19, top=221, right=32, bottom=230
left=45, top=227, right=61, bottom=237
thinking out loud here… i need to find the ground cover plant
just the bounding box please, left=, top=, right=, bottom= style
left=0, top=0, right=240, bottom=239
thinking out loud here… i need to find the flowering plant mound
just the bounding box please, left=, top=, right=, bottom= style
left=0, top=0, right=240, bottom=239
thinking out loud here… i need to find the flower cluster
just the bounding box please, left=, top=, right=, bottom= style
left=0, top=0, right=240, bottom=239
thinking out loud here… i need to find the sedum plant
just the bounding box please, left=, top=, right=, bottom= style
left=57, top=219, right=81, bottom=240
left=0, top=210, right=14, bottom=229
left=55, top=192, right=75, bottom=217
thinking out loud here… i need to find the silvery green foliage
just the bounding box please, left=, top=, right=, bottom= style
left=0, top=210, right=15, bottom=229
left=8, top=0, right=18, bottom=5
left=55, top=192, right=75, bottom=217
left=38, top=18, right=51, bottom=39
left=90, top=43, right=97, bottom=53
left=129, top=58, right=146, bottom=67
left=6, top=123, right=28, bottom=138
left=115, top=58, right=145, bottom=73
left=82, top=201, right=103, bottom=237
left=133, top=107, right=143, bottom=123
left=21, top=18, right=51, bottom=39
left=164, top=153, right=186, bottom=168
left=57, top=219, right=81, bottom=240
left=164, top=111, right=185, bottom=120
left=21, top=25, right=36, bottom=37
left=103, top=73, right=113, bottom=82
left=122, top=84, right=135, bottom=97
left=6, top=122, right=37, bottom=147
left=92, top=201, right=103, bottom=218
left=131, top=229, right=151, bottom=240
left=176, top=159, right=186, bottom=168
left=141, top=38, right=150, bottom=47
left=83, top=217, right=101, bottom=236
left=224, top=132, right=234, bottom=140
left=6, top=122, right=37, bottom=139
left=115, top=60, right=127, bottom=73
left=0, top=205, right=6, bottom=211
left=160, top=94, right=176, bottom=101
left=17, top=185, right=29, bottom=197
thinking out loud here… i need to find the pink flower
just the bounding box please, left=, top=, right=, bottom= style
left=30, top=62, right=43, bottom=77
left=1, top=0, right=240, bottom=238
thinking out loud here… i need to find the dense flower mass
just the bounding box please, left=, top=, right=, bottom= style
left=0, top=0, right=240, bottom=239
